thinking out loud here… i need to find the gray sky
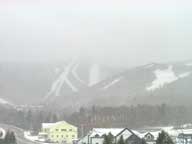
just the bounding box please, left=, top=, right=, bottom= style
left=0, top=0, right=192, bottom=67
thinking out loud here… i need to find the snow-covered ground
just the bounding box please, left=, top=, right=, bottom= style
left=103, top=77, right=122, bottom=90
left=24, top=131, right=39, bottom=141
left=185, top=63, right=192, bottom=66
left=144, top=63, right=155, bottom=69
left=24, top=131, right=50, bottom=144
left=0, top=97, right=13, bottom=105
left=45, top=59, right=104, bottom=99
left=146, top=66, right=191, bottom=91
left=178, top=72, right=191, bottom=78
left=72, top=62, right=86, bottom=85
left=89, top=64, right=101, bottom=86
left=45, top=59, right=79, bottom=99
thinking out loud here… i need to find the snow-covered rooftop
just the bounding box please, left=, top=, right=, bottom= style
left=42, top=121, right=76, bottom=129
left=90, top=128, right=124, bottom=137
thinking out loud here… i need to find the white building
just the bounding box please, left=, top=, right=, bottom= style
left=175, top=129, right=192, bottom=144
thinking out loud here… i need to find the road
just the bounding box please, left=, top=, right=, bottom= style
left=0, top=123, right=41, bottom=144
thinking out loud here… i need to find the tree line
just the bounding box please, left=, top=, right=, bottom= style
left=0, top=104, right=192, bottom=136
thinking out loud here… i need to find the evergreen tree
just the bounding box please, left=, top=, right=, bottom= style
left=9, top=131, right=17, bottom=144
left=52, top=113, right=58, bottom=122
left=4, top=130, right=17, bottom=144
left=118, top=136, right=125, bottom=144
left=103, top=133, right=114, bottom=144
left=103, top=134, right=109, bottom=144
left=26, top=110, right=33, bottom=129
left=108, top=132, right=114, bottom=144
left=4, top=130, right=11, bottom=144
left=156, top=131, right=174, bottom=144
left=141, top=138, right=147, bottom=144
left=45, top=112, right=52, bottom=123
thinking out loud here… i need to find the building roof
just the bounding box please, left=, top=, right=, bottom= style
left=42, top=121, right=76, bottom=129
left=90, top=128, right=125, bottom=137
left=132, top=130, right=143, bottom=138
left=136, top=131, right=161, bottom=140
left=176, top=129, right=192, bottom=135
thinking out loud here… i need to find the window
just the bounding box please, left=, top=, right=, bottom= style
left=62, top=129, right=67, bottom=131
left=57, top=135, right=59, bottom=138
left=66, top=135, right=68, bottom=137
left=72, top=135, right=75, bottom=138
left=147, top=135, right=151, bottom=139
left=55, top=129, right=59, bottom=131
left=69, top=129, right=73, bottom=131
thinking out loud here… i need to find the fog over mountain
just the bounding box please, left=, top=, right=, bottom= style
left=1, top=0, right=192, bottom=67
left=0, top=59, right=192, bottom=109
left=2, top=2, right=192, bottom=144
left=0, top=0, right=192, bottom=107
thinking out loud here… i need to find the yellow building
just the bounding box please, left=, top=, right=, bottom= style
left=41, top=121, right=78, bottom=144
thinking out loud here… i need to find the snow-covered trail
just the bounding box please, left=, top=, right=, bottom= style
left=45, top=58, right=79, bottom=99
left=72, top=62, right=87, bottom=85
left=103, top=77, right=122, bottom=90
left=55, top=58, right=78, bottom=94
left=146, top=66, right=191, bottom=91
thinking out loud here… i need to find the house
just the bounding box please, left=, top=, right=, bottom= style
left=176, top=133, right=192, bottom=144
left=39, top=121, right=78, bottom=144
left=116, top=129, right=143, bottom=144
left=90, top=128, right=124, bottom=144
left=139, top=127, right=180, bottom=144
left=78, top=128, right=142, bottom=144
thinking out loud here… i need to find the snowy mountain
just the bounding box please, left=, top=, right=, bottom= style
left=0, top=97, right=16, bottom=109
left=52, top=60, right=192, bottom=107
left=1, top=59, right=192, bottom=107
left=0, top=60, right=122, bottom=105
left=79, top=60, right=192, bottom=106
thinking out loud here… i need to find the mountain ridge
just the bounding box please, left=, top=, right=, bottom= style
left=1, top=60, right=192, bottom=108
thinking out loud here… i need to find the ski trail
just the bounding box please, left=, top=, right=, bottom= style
left=103, top=77, right=122, bottom=90
left=55, top=58, right=78, bottom=96
left=45, top=58, right=78, bottom=99
left=72, top=62, right=87, bottom=85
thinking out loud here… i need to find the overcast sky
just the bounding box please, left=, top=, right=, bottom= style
left=0, top=0, right=192, bottom=67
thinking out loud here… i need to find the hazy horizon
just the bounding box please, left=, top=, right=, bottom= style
left=1, top=0, right=192, bottom=67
